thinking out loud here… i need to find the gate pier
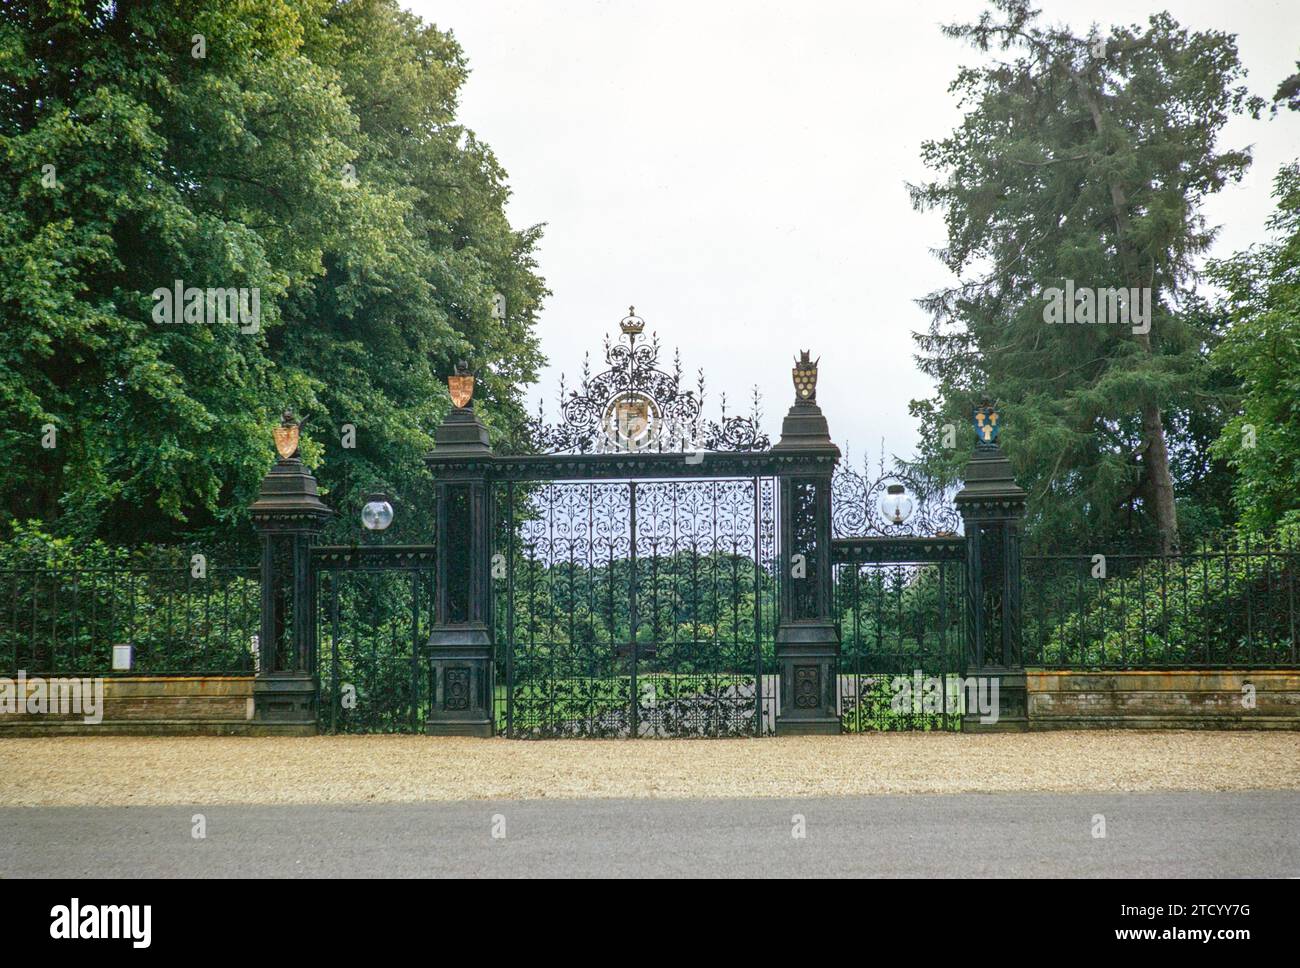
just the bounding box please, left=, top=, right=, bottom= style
left=424, top=379, right=497, bottom=737
left=772, top=353, right=842, bottom=735
left=954, top=404, right=1028, bottom=732
left=250, top=412, right=333, bottom=732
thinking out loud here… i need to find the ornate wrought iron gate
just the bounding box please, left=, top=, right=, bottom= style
left=832, top=540, right=965, bottom=731
left=493, top=476, right=779, bottom=737
left=312, top=546, right=436, bottom=733
left=829, top=458, right=967, bottom=731
left=263, top=310, right=1027, bottom=736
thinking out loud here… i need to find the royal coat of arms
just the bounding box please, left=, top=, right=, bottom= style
left=605, top=394, right=657, bottom=451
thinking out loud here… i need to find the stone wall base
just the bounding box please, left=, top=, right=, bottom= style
left=1026, top=670, right=1300, bottom=730
left=0, top=676, right=315, bottom=736
left=4, top=670, right=1297, bottom=736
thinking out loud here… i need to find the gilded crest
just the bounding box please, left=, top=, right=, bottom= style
left=973, top=401, right=1000, bottom=445
left=792, top=350, right=819, bottom=402
left=448, top=374, right=475, bottom=409
left=273, top=411, right=302, bottom=460
left=619, top=305, right=645, bottom=335
left=601, top=393, right=659, bottom=452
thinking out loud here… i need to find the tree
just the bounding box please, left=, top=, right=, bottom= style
left=1274, top=57, right=1300, bottom=113
left=908, top=0, right=1264, bottom=553
left=1207, top=161, right=1300, bottom=531
left=0, top=0, right=544, bottom=550
left=287, top=0, right=546, bottom=544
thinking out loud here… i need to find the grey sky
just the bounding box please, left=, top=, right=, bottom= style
left=411, top=0, right=1299, bottom=466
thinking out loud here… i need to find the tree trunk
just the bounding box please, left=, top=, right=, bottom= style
left=1139, top=401, right=1179, bottom=553
left=1074, top=69, right=1180, bottom=553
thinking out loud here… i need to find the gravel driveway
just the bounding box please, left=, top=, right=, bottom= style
left=2, top=731, right=1296, bottom=807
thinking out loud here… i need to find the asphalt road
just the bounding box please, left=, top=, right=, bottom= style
left=2, top=791, right=1297, bottom=878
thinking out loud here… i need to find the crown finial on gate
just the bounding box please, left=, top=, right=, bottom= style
left=619, top=306, right=645, bottom=335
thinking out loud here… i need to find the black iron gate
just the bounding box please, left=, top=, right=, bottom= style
left=828, top=458, right=967, bottom=732
left=312, top=546, right=436, bottom=733
left=832, top=539, right=965, bottom=731
left=493, top=476, right=779, bottom=737
left=282, top=311, right=1007, bottom=737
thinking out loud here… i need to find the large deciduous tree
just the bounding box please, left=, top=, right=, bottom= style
left=0, top=0, right=545, bottom=549
left=285, top=0, right=546, bottom=544
left=908, top=0, right=1263, bottom=553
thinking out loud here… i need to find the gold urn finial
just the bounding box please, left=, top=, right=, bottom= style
left=619, top=305, right=645, bottom=335
left=448, top=361, right=475, bottom=409
left=792, top=350, right=819, bottom=403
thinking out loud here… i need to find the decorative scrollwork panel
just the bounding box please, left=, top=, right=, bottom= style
left=521, top=310, right=770, bottom=456
left=495, top=476, right=779, bottom=738
left=831, top=450, right=961, bottom=539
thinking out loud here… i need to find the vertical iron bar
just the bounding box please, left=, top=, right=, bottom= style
left=874, top=562, right=883, bottom=726
left=168, top=564, right=177, bottom=669
left=753, top=477, right=762, bottom=736
left=11, top=569, right=19, bottom=672
left=1265, top=539, right=1276, bottom=664
left=506, top=481, right=516, bottom=738
left=1224, top=542, right=1231, bottom=667
left=939, top=560, right=948, bottom=727
left=527, top=508, right=539, bottom=734
left=1201, top=540, right=1210, bottom=666
left=1116, top=568, right=1126, bottom=669
left=1160, top=553, right=1169, bottom=664
left=411, top=570, right=420, bottom=734
left=130, top=570, right=140, bottom=672
left=201, top=565, right=211, bottom=671
left=855, top=565, right=865, bottom=732
left=1138, top=558, right=1147, bottom=668
left=330, top=573, right=339, bottom=735
left=710, top=479, right=719, bottom=735
left=1288, top=534, right=1297, bottom=664
left=1076, top=561, right=1085, bottom=667
left=370, top=573, right=379, bottom=730
left=50, top=570, right=58, bottom=671
left=628, top=480, right=638, bottom=737
left=588, top=482, right=598, bottom=737
left=188, top=556, right=195, bottom=670
left=70, top=573, right=79, bottom=672
left=1245, top=534, right=1255, bottom=665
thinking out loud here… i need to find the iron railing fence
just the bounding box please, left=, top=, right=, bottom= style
left=1023, top=536, right=1299, bottom=669
left=833, top=559, right=965, bottom=731
left=0, top=563, right=260, bottom=675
